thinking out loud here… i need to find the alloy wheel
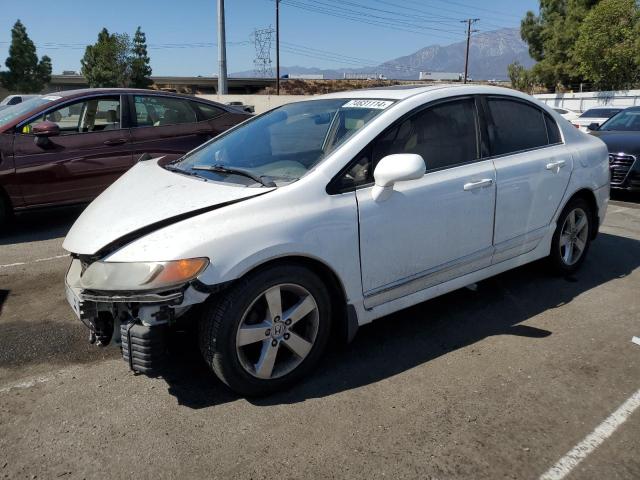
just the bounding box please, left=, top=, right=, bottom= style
left=235, top=283, right=319, bottom=380
left=559, top=207, right=589, bottom=266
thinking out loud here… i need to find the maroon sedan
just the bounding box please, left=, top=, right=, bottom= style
left=0, top=88, right=251, bottom=223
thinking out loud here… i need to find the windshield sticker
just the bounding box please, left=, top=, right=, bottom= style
left=42, top=96, right=62, bottom=101
left=342, top=99, right=393, bottom=110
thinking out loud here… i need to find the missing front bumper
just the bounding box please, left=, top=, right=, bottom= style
left=65, top=258, right=210, bottom=372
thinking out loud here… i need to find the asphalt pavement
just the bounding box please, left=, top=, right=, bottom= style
left=0, top=196, right=639, bottom=479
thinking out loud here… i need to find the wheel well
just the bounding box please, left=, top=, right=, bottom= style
left=239, top=256, right=350, bottom=343
left=568, top=188, right=599, bottom=239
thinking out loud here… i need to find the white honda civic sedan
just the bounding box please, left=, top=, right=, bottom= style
left=63, top=85, right=609, bottom=395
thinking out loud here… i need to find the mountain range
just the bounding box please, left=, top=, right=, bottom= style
left=232, top=28, right=534, bottom=81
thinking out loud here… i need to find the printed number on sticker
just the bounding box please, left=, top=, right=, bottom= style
left=342, top=99, right=393, bottom=110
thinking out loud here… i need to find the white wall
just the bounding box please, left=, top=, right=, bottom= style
left=201, top=91, right=640, bottom=115
left=197, top=94, right=308, bottom=114
left=534, top=89, right=640, bottom=113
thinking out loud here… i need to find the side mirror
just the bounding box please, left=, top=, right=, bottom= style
left=587, top=122, right=600, bottom=131
left=32, top=121, right=60, bottom=147
left=372, top=153, right=426, bottom=202
left=32, top=121, right=60, bottom=137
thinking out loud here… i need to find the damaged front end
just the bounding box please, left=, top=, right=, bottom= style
left=65, top=257, right=211, bottom=374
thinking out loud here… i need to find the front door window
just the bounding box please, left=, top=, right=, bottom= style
left=21, top=96, right=121, bottom=135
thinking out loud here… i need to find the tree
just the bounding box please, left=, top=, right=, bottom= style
left=0, top=20, right=52, bottom=93
left=520, top=0, right=601, bottom=90
left=81, top=28, right=131, bottom=87
left=508, top=61, right=535, bottom=93
left=574, top=0, right=640, bottom=90
left=129, top=27, right=152, bottom=89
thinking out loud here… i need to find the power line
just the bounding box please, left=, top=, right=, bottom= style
left=422, top=0, right=523, bottom=20
left=264, top=0, right=465, bottom=42
left=294, top=0, right=467, bottom=36
left=319, top=0, right=466, bottom=25
left=402, top=0, right=519, bottom=23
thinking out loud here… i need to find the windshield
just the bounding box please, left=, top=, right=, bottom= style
left=0, top=96, right=56, bottom=130
left=599, top=109, right=640, bottom=131
left=580, top=108, right=621, bottom=119
left=169, top=98, right=394, bottom=186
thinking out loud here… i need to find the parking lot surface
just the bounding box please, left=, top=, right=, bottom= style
left=1, top=197, right=639, bottom=479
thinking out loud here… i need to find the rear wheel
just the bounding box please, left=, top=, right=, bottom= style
left=199, top=265, right=331, bottom=396
left=547, top=197, right=593, bottom=275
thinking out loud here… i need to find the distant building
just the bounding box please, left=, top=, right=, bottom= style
left=419, top=71, right=463, bottom=81
left=284, top=73, right=324, bottom=80
left=343, top=73, right=387, bottom=80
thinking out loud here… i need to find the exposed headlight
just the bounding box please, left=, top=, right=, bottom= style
left=80, top=258, right=209, bottom=291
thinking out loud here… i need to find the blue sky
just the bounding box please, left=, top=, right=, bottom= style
left=0, top=0, right=539, bottom=76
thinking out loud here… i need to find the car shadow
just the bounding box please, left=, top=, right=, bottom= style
left=610, top=190, right=640, bottom=205
left=0, top=205, right=85, bottom=245
left=152, top=231, right=640, bottom=409
left=0, top=289, right=8, bottom=315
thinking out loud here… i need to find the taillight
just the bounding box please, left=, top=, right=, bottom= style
left=572, top=123, right=580, bottom=128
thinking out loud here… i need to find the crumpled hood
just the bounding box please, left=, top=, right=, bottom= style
left=63, top=159, right=274, bottom=255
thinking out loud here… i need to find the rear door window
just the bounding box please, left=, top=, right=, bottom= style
left=134, top=96, right=198, bottom=127
left=485, top=98, right=548, bottom=156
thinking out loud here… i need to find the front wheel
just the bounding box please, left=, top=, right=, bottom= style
left=547, top=197, right=593, bottom=275
left=199, top=265, right=331, bottom=396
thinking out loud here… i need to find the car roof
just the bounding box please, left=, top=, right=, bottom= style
left=39, top=88, right=209, bottom=102
left=316, top=84, right=547, bottom=106
left=584, top=107, right=622, bottom=112
left=318, top=84, right=463, bottom=100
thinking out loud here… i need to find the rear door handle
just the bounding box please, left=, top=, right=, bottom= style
left=104, top=138, right=128, bottom=146
left=546, top=160, right=566, bottom=172
left=463, top=178, right=493, bottom=191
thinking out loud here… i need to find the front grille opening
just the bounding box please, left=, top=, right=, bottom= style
left=609, top=154, right=636, bottom=185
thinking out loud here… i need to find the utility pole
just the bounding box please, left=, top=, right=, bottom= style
left=276, top=0, right=280, bottom=95
left=461, top=18, right=479, bottom=84
left=217, top=0, right=228, bottom=95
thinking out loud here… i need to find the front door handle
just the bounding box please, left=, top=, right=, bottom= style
left=546, top=160, right=566, bottom=172
left=463, top=178, right=493, bottom=191
left=104, top=138, right=127, bottom=146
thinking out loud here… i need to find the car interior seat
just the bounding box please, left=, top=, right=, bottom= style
left=103, top=109, right=119, bottom=130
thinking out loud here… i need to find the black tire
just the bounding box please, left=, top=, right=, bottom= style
left=198, top=264, right=332, bottom=396
left=547, top=197, right=593, bottom=275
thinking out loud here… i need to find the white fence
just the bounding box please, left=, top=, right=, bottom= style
left=199, top=90, right=640, bottom=115
left=534, top=89, right=640, bottom=113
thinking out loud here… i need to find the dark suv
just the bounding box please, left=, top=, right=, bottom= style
left=0, top=88, right=251, bottom=223
left=590, top=107, right=640, bottom=192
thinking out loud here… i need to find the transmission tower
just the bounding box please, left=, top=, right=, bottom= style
left=252, top=27, right=275, bottom=78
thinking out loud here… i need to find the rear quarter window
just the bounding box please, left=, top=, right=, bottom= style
left=545, top=113, right=562, bottom=144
